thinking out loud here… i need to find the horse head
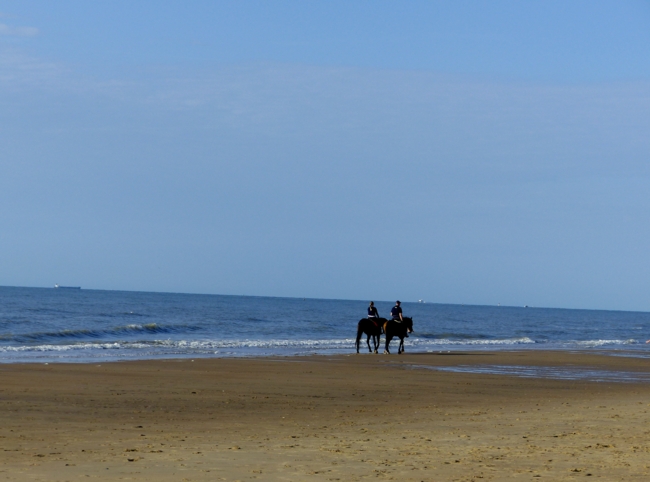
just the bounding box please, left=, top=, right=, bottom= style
left=403, top=317, right=414, bottom=333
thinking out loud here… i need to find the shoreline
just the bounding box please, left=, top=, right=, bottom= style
left=1, top=350, right=649, bottom=480
left=1, top=344, right=649, bottom=366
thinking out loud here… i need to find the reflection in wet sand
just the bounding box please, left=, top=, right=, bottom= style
left=410, top=364, right=650, bottom=383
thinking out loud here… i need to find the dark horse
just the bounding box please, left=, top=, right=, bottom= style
left=383, top=317, right=414, bottom=354
left=355, top=317, right=387, bottom=354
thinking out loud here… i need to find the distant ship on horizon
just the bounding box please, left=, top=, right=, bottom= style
left=54, top=284, right=81, bottom=289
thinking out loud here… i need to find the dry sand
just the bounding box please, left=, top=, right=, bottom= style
left=1, top=351, right=650, bottom=481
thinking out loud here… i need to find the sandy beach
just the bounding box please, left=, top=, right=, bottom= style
left=1, top=351, right=649, bottom=481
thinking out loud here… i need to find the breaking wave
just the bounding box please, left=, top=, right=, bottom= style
left=0, top=323, right=201, bottom=343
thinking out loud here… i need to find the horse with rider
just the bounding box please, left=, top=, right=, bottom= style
left=355, top=300, right=414, bottom=354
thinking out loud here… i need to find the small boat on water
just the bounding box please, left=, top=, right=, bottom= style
left=54, top=284, right=81, bottom=289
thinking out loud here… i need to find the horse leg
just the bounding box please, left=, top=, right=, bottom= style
left=374, top=332, right=380, bottom=354
left=384, top=335, right=392, bottom=354
left=398, top=337, right=404, bottom=354
left=366, top=333, right=372, bottom=353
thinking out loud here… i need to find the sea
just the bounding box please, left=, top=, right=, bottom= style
left=1, top=286, right=649, bottom=364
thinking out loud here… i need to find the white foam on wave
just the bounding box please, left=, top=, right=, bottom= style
left=0, top=338, right=359, bottom=353
left=410, top=337, right=535, bottom=346
left=0, top=337, right=643, bottom=360
left=574, top=339, right=639, bottom=347
left=0, top=342, right=144, bottom=352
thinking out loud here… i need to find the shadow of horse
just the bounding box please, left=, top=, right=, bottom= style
left=355, top=318, right=387, bottom=354
left=382, top=317, right=414, bottom=354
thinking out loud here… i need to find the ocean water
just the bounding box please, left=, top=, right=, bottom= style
left=1, top=286, right=649, bottom=363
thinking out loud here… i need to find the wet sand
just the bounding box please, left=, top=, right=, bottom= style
left=1, top=351, right=650, bottom=481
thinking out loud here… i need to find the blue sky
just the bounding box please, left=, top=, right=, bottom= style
left=1, top=1, right=650, bottom=310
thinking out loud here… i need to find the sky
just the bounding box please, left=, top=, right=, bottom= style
left=1, top=1, right=650, bottom=311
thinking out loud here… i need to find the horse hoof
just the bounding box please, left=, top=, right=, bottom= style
left=374, top=350, right=378, bottom=354
left=383, top=350, right=389, bottom=355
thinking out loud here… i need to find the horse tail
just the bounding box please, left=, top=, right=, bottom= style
left=355, top=319, right=365, bottom=352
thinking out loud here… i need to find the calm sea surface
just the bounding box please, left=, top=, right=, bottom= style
left=1, top=286, right=649, bottom=363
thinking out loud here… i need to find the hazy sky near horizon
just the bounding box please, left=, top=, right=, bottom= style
left=1, top=1, right=650, bottom=311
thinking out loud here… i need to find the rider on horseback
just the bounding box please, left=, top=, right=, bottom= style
left=391, top=301, right=403, bottom=322
left=356, top=302, right=385, bottom=353
left=368, top=301, right=383, bottom=332
left=368, top=301, right=380, bottom=319
left=390, top=301, right=407, bottom=337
